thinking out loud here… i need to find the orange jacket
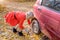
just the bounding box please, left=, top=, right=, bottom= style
left=5, top=11, right=31, bottom=30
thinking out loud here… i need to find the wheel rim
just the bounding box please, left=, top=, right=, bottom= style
left=32, top=20, right=39, bottom=33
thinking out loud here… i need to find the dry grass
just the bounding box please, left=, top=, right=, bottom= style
left=0, top=1, right=42, bottom=40
left=7, top=0, right=36, bottom=2
left=0, top=4, right=7, bottom=13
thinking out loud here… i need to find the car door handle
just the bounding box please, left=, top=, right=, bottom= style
left=38, top=8, right=41, bottom=10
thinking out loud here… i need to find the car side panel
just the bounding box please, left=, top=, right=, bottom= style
left=33, top=4, right=52, bottom=39
left=33, top=0, right=60, bottom=40
left=40, top=6, right=60, bottom=38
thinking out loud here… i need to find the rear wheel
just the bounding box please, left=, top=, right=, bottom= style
left=31, top=19, right=41, bottom=34
left=31, top=19, right=49, bottom=40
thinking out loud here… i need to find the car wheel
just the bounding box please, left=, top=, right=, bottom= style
left=31, top=19, right=41, bottom=34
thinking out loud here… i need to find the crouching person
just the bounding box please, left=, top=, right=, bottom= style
left=4, top=11, right=34, bottom=36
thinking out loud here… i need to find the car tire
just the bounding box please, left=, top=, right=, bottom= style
left=31, top=18, right=41, bottom=35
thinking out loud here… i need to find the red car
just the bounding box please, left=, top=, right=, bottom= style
left=31, top=0, right=60, bottom=40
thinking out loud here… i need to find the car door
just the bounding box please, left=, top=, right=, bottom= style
left=38, top=0, right=60, bottom=38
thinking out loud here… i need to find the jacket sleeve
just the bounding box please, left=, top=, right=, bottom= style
left=19, top=20, right=24, bottom=30
left=27, top=19, right=31, bottom=25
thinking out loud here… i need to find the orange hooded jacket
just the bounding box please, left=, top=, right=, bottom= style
left=5, top=11, right=31, bottom=30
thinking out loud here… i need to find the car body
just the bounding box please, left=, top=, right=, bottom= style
left=32, top=0, right=60, bottom=40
